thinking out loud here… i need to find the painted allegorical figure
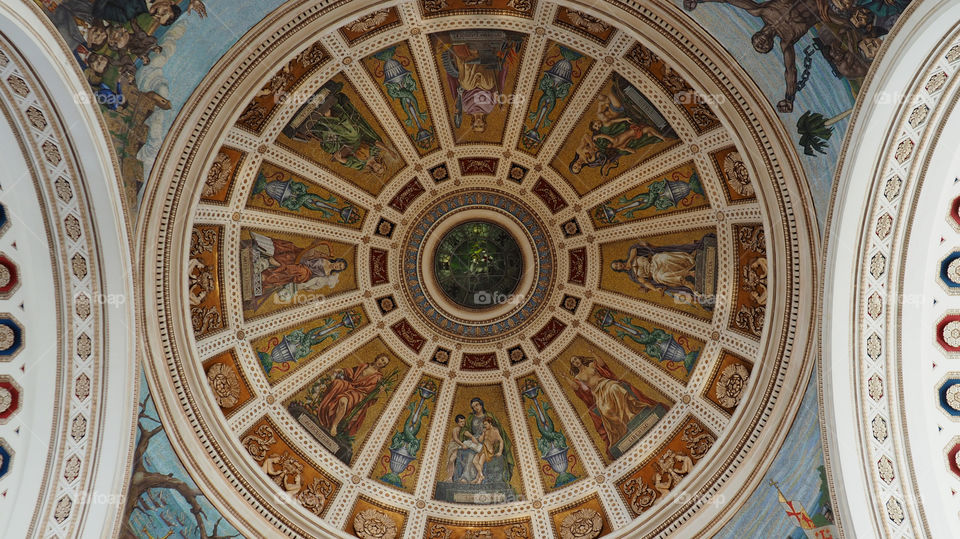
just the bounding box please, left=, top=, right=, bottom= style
left=683, top=0, right=909, bottom=112
left=242, top=231, right=347, bottom=311
left=250, top=169, right=361, bottom=225
left=595, top=173, right=705, bottom=224
left=308, top=354, right=391, bottom=437
left=562, top=355, right=657, bottom=457
left=436, top=29, right=522, bottom=134
left=569, top=74, right=675, bottom=177
left=610, top=233, right=717, bottom=310
left=522, top=46, right=585, bottom=149
left=282, top=80, right=398, bottom=177
left=372, top=46, right=434, bottom=149
left=445, top=398, right=515, bottom=485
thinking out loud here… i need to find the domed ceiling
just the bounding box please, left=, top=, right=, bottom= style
left=138, top=1, right=819, bottom=537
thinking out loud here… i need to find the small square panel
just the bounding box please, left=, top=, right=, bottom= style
left=376, top=295, right=397, bottom=315
left=431, top=346, right=452, bottom=366
left=429, top=163, right=449, bottom=183
left=561, top=218, right=581, bottom=238
left=560, top=295, right=580, bottom=314
left=374, top=217, right=395, bottom=238
left=507, top=163, right=528, bottom=183
left=507, top=345, right=528, bottom=365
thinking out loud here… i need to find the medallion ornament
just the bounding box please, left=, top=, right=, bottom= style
left=353, top=509, right=398, bottom=539
left=559, top=508, right=603, bottom=539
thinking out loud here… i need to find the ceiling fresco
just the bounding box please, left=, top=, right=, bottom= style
left=131, top=0, right=822, bottom=537
left=674, top=0, right=913, bottom=228
left=36, top=0, right=290, bottom=207
left=34, top=0, right=910, bottom=236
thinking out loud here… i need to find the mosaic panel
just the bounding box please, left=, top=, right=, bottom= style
left=237, top=41, right=330, bottom=133
left=344, top=496, right=407, bottom=538
left=277, top=73, right=405, bottom=195
left=551, top=73, right=680, bottom=195
left=419, top=0, right=536, bottom=18
left=202, top=350, right=253, bottom=418
left=434, top=384, right=524, bottom=505
left=423, top=517, right=533, bottom=539
left=339, top=7, right=402, bottom=44
left=430, top=29, right=527, bottom=145
left=591, top=162, right=709, bottom=228
left=729, top=224, right=767, bottom=339
left=553, top=7, right=616, bottom=45
left=250, top=306, right=368, bottom=385
left=599, top=228, right=718, bottom=320
left=240, top=418, right=340, bottom=517
left=703, top=351, right=753, bottom=415
left=519, top=41, right=593, bottom=155
left=285, top=337, right=409, bottom=466
left=369, top=375, right=442, bottom=493
left=245, top=161, right=366, bottom=228
left=615, top=416, right=716, bottom=517
left=548, top=495, right=611, bottom=538
left=589, top=304, right=703, bottom=384
left=389, top=177, right=426, bottom=212
left=549, top=336, right=672, bottom=464
left=516, top=375, right=585, bottom=492
left=189, top=225, right=225, bottom=338
left=239, top=228, right=357, bottom=319
left=362, top=40, right=439, bottom=154
left=201, top=147, right=244, bottom=204
left=711, top=146, right=756, bottom=204
left=625, top=43, right=720, bottom=133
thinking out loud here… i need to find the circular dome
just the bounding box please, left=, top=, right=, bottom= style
left=138, top=1, right=819, bottom=537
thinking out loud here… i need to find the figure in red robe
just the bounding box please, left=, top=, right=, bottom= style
left=315, top=354, right=390, bottom=437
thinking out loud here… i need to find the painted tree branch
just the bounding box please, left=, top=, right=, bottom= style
left=121, top=400, right=238, bottom=539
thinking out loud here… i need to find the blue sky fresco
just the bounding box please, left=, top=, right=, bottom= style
left=672, top=0, right=862, bottom=233
left=715, top=368, right=830, bottom=538
left=127, top=370, right=244, bottom=539
left=136, top=0, right=286, bottom=192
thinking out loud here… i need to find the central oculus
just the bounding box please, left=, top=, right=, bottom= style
left=433, top=221, right=523, bottom=309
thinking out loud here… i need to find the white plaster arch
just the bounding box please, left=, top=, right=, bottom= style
left=823, top=1, right=960, bottom=537
left=0, top=2, right=137, bottom=538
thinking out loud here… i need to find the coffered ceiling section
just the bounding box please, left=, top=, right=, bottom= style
left=139, top=1, right=819, bottom=537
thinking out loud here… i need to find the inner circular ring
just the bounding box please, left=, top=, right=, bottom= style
left=401, top=189, right=555, bottom=341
